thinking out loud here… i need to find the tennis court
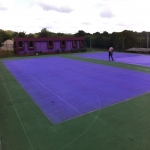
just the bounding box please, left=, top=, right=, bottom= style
left=1, top=52, right=150, bottom=150
left=76, top=51, right=150, bottom=67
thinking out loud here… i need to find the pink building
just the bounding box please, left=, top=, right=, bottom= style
left=14, top=37, right=84, bottom=55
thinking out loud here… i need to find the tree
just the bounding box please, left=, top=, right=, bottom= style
left=27, top=33, right=35, bottom=37
left=84, top=36, right=91, bottom=48
left=39, top=28, right=50, bottom=37
left=93, top=32, right=100, bottom=37
left=121, top=30, right=138, bottom=49
left=5, top=30, right=13, bottom=38
left=18, top=31, right=26, bottom=37
left=0, top=29, right=5, bottom=47
left=57, top=32, right=65, bottom=36
left=102, top=31, right=109, bottom=37
left=12, top=31, right=19, bottom=38
left=74, top=30, right=86, bottom=37
left=100, top=31, right=110, bottom=49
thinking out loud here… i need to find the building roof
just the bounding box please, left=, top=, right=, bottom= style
left=14, top=37, right=84, bottom=42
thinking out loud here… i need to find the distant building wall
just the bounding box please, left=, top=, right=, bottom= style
left=0, top=39, right=14, bottom=50
left=14, top=37, right=84, bottom=55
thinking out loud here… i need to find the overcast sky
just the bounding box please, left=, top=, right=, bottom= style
left=0, top=0, right=150, bottom=34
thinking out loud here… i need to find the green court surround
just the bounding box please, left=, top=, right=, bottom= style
left=1, top=53, right=150, bottom=150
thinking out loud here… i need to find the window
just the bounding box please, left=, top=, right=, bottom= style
left=62, top=40, right=65, bottom=46
left=47, top=40, right=54, bottom=49
left=49, top=41, right=53, bottom=47
left=61, top=40, right=66, bottom=48
left=73, top=40, right=77, bottom=47
left=19, top=41, right=23, bottom=48
left=29, top=41, right=33, bottom=48
left=28, top=41, right=34, bottom=50
left=80, top=40, right=84, bottom=47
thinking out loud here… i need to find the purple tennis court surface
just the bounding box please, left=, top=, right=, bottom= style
left=76, top=52, right=150, bottom=67
left=2, top=56, right=150, bottom=124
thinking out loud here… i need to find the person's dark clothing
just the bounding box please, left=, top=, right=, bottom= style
left=109, top=47, right=114, bottom=61
left=109, top=51, right=114, bottom=61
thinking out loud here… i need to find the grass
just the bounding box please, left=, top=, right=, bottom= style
left=0, top=52, right=150, bottom=150
left=0, top=48, right=106, bottom=58
left=61, top=53, right=150, bottom=74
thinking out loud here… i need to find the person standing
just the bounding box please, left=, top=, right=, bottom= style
left=109, top=47, right=114, bottom=61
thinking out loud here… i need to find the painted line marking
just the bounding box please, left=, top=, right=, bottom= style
left=11, top=62, right=83, bottom=115
left=0, top=73, right=34, bottom=150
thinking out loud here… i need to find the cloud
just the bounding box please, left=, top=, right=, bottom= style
left=0, top=3, right=8, bottom=11
left=82, top=22, right=91, bottom=25
left=39, top=24, right=54, bottom=30
left=36, top=2, right=73, bottom=13
left=116, top=23, right=126, bottom=26
left=116, top=22, right=136, bottom=30
left=100, top=9, right=115, bottom=18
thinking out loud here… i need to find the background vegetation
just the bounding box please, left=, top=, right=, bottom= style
left=0, top=28, right=150, bottom=51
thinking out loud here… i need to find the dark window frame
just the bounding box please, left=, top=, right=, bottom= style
left=72, top=40, right=77, bottom=48
left=18, top=41, right=24, bottom=50
left=28, top=41, right=34, bottom=50
left=80, top=40, right=84, bottom=47
left=19, top=41, right=23, bottom=48
left=48, top=40, right=54, bottom=49
left=61, top=40, right=66, bottom=48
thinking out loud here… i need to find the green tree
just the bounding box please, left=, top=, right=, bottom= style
left=57, top=32, right=65, bottom=36
left=5, top=30, right=13, bottom=38
left=12, top=31, right=19, bottom=38
left=121, top=30, right=138, bottom=50
left=0, top=29, right=5, bottom=47
left=39, top=28, right=50, bottom=37
left=84, top=36, right=91, bottom=48
left=27, top=33, right=35, bottom=37
left=100, top=31, right=110, bottom=49
left=93, top=32, right=101, bottom=37
left=75, top=30, right=86, bottom=37
left=18, top=31, right=26, bottom=37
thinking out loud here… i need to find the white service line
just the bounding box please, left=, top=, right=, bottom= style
left=12, top=62, right=83, bottom=115
left=0, top=73, right=34, bottom=150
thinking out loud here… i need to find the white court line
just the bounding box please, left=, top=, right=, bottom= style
left=59, top=89, right=150, bottom=149
left=59, top=87, right=101, bottom=150
left=11, top=62, right=83, bottom=115
left=0, top=73, right=34, bottom=150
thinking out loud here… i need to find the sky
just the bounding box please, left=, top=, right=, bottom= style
left=0, top=0, right=150, bottom=34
